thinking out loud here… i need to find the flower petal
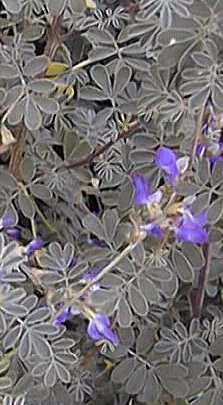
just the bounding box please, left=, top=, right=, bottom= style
left=210, top=156, right=223, bottom=171
left=132, top=174, right=151, bottom=206
left=80, top=268, right=100, bottom=283
left=26, top=238, right=44, bottom=256
left=155, top=147, right=179, bottom=185
left=176, top=224, right=208, bottom=244
left=176, top=209, right=208, bottom=245
left=87, top=319, right=103, bottom=341
left=155, top=147, right=177, bottom=168
left=147, top=190, right=163, bottom=205
left=95, top=314, right=118, bottom=345
left=88, top=314, right=119, bottom=346
left=6, top=228, right=21, bottom=240
left=94, top=313, right=110, bottom=330
left=142, top=223, right=163, bottom=238
left=1, top=214, right=15, bottom=229
left=196, top=144, right=206, bottom=157
left=53, top=308, right=70, bottom=327
left=195, top=211, right=207, bottom=227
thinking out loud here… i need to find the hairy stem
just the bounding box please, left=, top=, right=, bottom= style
left=191, top=243, right=212, bottom=319
left=44, top=14, right=63, bottom=59
left=191, top=98, right=209, bottom=165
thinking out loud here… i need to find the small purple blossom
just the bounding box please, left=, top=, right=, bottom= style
left=26, top=238, right=44, bottom=256
left=132, top=174, right=162, bottom=207
left=175, top=210, right=208, bottom=245
left=6, top=228, right=21, bottom=241
left=80, top=268, right=100, bottom=291
left=88, top=238, right=107, bottom=248
left=210, top=156, right=223, bottom=171
left=155, top=147, right=179, bottom=185
left=0, top=214, right=15, bottom=229
left=87, top=313, right=118, bottom=346
left=53, top=308, right=70, bottom=327
left=80, top=268, right=100, bottom=283
left=196, top=142, right=223, bottom=171
left=202, top=122, right=214, bottom=136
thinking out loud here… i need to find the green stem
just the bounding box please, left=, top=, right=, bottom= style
left=33, top=200, right=59, bottom=235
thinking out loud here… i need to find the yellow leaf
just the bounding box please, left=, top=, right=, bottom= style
left=0, top=357, right=10, bottom=375
left=104, top=359, right=114, bottom=370
left=45, top=62, right=70, bottom=78
left=56, top=84, right=75, bottom=100
left=65, top=86, right=75, bottom=99
left=1, top=125, right=16, bottom=146
left=0, top=349, right=16, bottom=376
left=85, top=0, right=96, bottom=9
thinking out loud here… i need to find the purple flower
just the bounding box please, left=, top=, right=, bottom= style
left=80, top=268, right=100, bottom=282
left=26, top=238, right=44, bottom=256
left=142, top=223, right=163, bottom=239
left=155, top=147, right=179, bottom=185
left=6, top=228, right=21, bottom=240
left=175, top=210, right=208, bottom=245
left=80, top=268, right=100, bottom=291
left=53, top=308, right=70, bottom=327
left=210, top=156, right=223, bottom=171
left=87, top=313, right=118, bottom=346
left=196, top=144, right=206, bottom=158
left=202, top=122, right=213, bottom=136
left=88, top=238, right=107, bottom=248
left=132, top=174, right=162, bottom=207
left=196, top=142, right=223, bottom=171
left=0, top=214, right=15, bottom=229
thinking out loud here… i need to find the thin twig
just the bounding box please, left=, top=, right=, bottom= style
left=75, top=238, right=143, bottom=299
left=51, top=233, right=145, bottom=323
left=57, top=120, right=140, bottom=172
left=44, top=14, right=64, bottom=59
left=191, top=243, right=212, bottom=319
left=33, top=200, right=59, bottom=235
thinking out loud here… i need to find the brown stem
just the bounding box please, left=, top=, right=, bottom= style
left=191, top=243, right=212, bottom=319
left=44, top=14, right=64, bottom=59
left=57, top=120, right=140, bottom=172
left=9, top=124, right=26, bottom=180
left=191, top=97, right=209, bottom=165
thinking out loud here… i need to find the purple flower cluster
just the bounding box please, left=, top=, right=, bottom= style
left=52, top=266, right=118, bottom=346
left=53, top=308, right=118, bottom=346
left=132, top=147, right=208, bottom=245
